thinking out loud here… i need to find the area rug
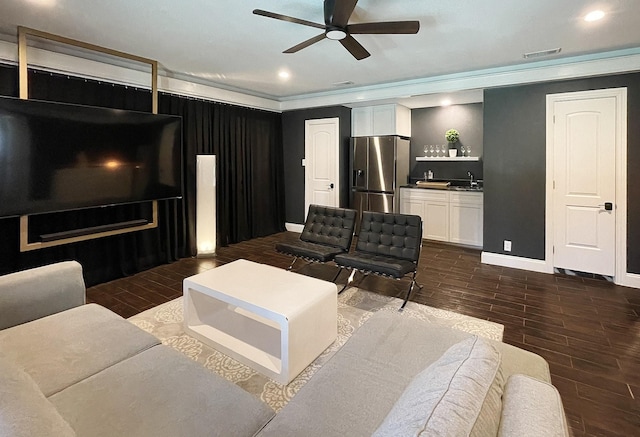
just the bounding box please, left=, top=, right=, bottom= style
left=128, top=288, right=503, bottom=412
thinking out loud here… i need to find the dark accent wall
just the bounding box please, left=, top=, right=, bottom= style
left=281, top=106, right=352, bottom=224
left=410, top=103, right=483, bottom=181
left=484, top=72, right=640, bottom=274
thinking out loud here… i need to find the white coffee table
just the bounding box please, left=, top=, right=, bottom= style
left=183, top=259, right=337, bottom=384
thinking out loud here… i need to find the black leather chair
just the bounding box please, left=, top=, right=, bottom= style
left=334, top=211, right=423, bottom=309
left=276, top=205, right=357, bottom=276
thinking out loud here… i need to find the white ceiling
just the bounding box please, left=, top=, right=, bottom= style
left=1, top=0, right=640, bottom=107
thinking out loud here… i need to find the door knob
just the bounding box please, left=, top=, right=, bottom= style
left=329, top=183, right=334, bottom=189
left=598, top=202, right=613, bottom=211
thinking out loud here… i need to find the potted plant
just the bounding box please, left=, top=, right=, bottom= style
left=445, top=129, right=459, bottom=157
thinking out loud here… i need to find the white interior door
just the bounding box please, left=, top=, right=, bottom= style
left=305, top=118, right=339, bottom=214
left=552, top=94, right=618, bottom=275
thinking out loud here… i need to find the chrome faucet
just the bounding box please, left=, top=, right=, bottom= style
left=468, top=171, right=478, bottom=188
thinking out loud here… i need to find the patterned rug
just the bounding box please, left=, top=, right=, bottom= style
left=128, top=288, right=503, bottom=412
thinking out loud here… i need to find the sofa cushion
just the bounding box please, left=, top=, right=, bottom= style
left=498, top=374, right=570, bottom=437
left=0, top=303, right=160, bottom=396
left=372, top=336, right=504, bottom=437
left=256, top=311, right=471, bottom=437
left=50, top=345, right=275, bottom=437
left=0, top=353, right=76, bottom=437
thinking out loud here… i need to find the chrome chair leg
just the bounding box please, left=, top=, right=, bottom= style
left=286, top=257, right=298, bottom=271
left=400, top=271, right=419, bottom=311
left=338, top=268, right=358, bottom=294
left=331, top=267, right=343, bottom=283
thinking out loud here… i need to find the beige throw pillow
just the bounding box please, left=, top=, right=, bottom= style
left=372, top=336, right=504, bottom=437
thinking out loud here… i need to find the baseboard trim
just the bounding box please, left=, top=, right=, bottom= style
left=285, top=223, right=304, bottom=233
left=617, top=272, right=640, bottom=289
left=481, top=252, right=553, bottom=274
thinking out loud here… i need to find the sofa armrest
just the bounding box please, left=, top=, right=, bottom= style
left=498, top=374, right=570, bottom=437
left=0, top=261, right=86, bottom=330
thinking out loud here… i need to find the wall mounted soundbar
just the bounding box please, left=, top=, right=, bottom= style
left=20, top=201, right=158, bottom=252
left=39, top=219, right=149, bottom=242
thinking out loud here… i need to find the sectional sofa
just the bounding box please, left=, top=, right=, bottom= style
left=0, top=261, right=569, bottom=436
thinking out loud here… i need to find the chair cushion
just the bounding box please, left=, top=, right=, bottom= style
left=372, top=336, right=504, bottom=437
left=356, top=211, right=422, bottom=262
left=300, top=205, right=357, bottom=251
left=276, top=240, right=346, bottom=262
left=334, top=251, right=416, bottom=278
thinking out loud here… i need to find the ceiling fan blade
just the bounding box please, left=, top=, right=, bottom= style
left=348, top=21, right=420, bottom=34
left=283, top=33, right=326, bottom=54
left=253, top=9, right=325, bottom=30
left=340, top=35, right=370, bottom=60
left=325, top=0, right=358, bottom=27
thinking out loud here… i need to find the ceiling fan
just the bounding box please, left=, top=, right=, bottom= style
left=253, top=0, right=420, bottom=60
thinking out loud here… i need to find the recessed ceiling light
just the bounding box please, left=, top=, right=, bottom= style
left=523, top=48, right=562, bottom=59
left=584, top=10, right=605, bottom=22
left=278, top=70, right=290, bottom=80
left=440, top=99, right=452, bottom=107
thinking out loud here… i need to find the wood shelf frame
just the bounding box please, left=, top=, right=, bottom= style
left=20, top=202, right=158, bottom=252
left=17, top=26, right=161, bottom=252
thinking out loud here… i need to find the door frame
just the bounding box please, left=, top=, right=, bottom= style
left=545, top=88, right=627, bottom=283
left=304, top=117, right=340, bottom=216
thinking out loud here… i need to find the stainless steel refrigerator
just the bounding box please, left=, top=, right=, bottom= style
left=350, top=136, right=410, bottom=232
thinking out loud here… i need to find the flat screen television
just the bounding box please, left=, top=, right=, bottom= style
left=0, top=96, right=182, bottom=218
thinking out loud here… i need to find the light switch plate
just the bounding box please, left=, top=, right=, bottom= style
left=504, top=240, right=512, bottom=252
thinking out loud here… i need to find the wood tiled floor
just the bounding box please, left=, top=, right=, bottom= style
left=87, top=231, right=640, bottom=436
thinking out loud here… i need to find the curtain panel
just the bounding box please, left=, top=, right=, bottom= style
left=0, top=64, right=284, bottom=285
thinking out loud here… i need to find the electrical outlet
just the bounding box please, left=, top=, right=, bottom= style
left=504, top=240, right=512, bottom=252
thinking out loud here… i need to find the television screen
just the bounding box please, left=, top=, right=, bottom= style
left=0, top=96, right=182, bottom=218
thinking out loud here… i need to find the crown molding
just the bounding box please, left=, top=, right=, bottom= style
left=278, top=48, right=640, bottom=110
left=2, top=39, right=639, bottom=112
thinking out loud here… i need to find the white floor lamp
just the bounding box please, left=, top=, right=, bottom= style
left=196, top=155, right=216, bottom=257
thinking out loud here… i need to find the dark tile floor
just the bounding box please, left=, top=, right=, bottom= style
left=87, top=231, right=640, bottom=436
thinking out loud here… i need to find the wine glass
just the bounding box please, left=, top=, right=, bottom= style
left=466, top=146, right=471, bottom=157
left=435, top=145, right=440, bottom=157
left=429, top=145, right=434, bottom=157
left=460, top=146, right=466, bottom=157
left=423, top=145, right=429, bottom=156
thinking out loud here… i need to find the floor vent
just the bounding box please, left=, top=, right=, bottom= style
left=554, top=268, right=613, bottom=282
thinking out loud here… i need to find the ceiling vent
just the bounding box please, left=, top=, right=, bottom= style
left=332, top=80, right=355, bottom=87
left=523, top=48, right=562, bottom=59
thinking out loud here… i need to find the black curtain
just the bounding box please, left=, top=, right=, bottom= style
left=0, top=64, right=285, bottom=285
left=158, top=94, right=285, bottom=250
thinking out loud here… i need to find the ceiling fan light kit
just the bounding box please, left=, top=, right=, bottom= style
left=253, top=0, right=420, bottom=60
left=326, top=28, right=347, bottom=40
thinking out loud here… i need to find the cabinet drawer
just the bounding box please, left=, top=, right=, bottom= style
left=449, top=191, right=483, bottom=205
left=400, top=188, right=449, bottom=202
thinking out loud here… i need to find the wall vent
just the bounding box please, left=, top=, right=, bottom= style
left=523, top=48, right=562, bottom=59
